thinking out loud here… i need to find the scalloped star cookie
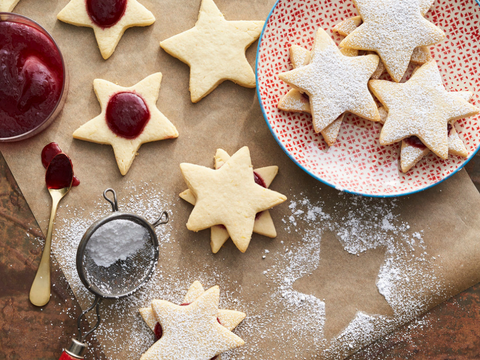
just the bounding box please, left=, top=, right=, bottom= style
left=279, top=28, right=380, bottom=133
left=0, top=0, right=20, bottom=11
left=160, top=0, right=264, bottom=103
left=370, top=61, right=479, bottom=159
left=180, top=146, right=287, bottom=253
left=57, top=0, right=155, bottom=59
left=73, top=73, right=178, bottom=175
left=340, top=0, right=445, bottom=82
left=139, top=281, right=246, bottom=336
left=140, top=286, right=244, bottom=360
left=180, top=149, right=280, bottom=253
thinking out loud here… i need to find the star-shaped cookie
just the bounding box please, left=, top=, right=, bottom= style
left=73, top=73, right=179, bottom=175
left=180, top=149, right=279, bottom=253
left=340, top=0, right=445, bottom=82
left=140, top=286, right=244, bottom=360
left=180, top=146, right=287, bottom=253
left=0, top=0, right=20, bottom=11
left=160, top=0, right=264, bottom=103
left=139, top=281, right=246, bottom=334
left=57, top=0, right=155, bottom=59
left=279, top=28, right=380, bottom=133
left=369, top=60, right=479, bottom=159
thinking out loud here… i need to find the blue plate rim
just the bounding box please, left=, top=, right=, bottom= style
left=255, top=0, right=480, bottom=198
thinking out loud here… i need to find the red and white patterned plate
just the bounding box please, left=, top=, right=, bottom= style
left=256, top=0, right=480, bottom=197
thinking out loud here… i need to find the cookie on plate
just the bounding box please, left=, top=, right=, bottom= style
left=160, top=0, right=264, bottom=103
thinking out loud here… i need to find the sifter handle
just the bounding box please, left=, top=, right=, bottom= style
left=58, top=338, right=87, bottom=360
left=58, top=351, right=83, bottom=360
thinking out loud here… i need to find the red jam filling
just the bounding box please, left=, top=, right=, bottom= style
left=254, top=171, right=266, bottom=220
left=404, top=136, right=426, bottom=150
left=448, top=123, right=453, bottom=135
left=86, top=0, right=127, bottom=29
left=106, top=92, right=150, bottom=139
left=42, top=142, right=80, bottom=187
left=45, top=153, right=73, bottom=190
left=0, top=21, right=64, bottom=138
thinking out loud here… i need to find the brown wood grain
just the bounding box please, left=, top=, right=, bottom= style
left=0, top=150, right=478, bottom=359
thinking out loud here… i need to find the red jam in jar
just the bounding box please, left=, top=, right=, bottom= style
left=0, top=14, right=66, bottom=141
left=86, top=0, right=127, bottom=28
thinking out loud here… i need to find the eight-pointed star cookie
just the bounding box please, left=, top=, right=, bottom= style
left=0, top=0, right=20, bottom=11
left=180, top=146, right=287, bottom=253
left=279, top=28, right=380, bottom=133
left=140, top=286, right=244, bottom=360
left=73, top=73, right=179, bottom=175
left=340, top=0, right=445, bottom=82
left=180, top=149, right=280, bottom=253
left=369, top=60, right=479, bottom=159
left=160, top=0, right=264, bottom=103
left=57, top=0, right=155, bottom=59
left=139, top=281, right=246, bottom=334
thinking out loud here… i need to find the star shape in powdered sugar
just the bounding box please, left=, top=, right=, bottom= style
left=57, top=0, right=155, bottom=59
left=140, top=286, right=244, bottom=360
left=73, top=73, right=179, bottom=175
left=340, top=0, right=445, bottom=82
left=369, top=60, right=479, bottom=159
left=279, top=28, right=380, bottom=133
left=0, top=0, right=20, bottom=11
left=293, top=234, right=393, bottom=339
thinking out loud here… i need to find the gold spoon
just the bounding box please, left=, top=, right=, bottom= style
left=30, top=153, right=73, bottom=307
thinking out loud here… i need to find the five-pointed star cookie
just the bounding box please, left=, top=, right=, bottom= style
left=340, top=0, right=445, bottom=82
left=0, top=0, right=20, bottom=11
left=73, top=73, right=179, bottom=175
left=279, top=28, right=380, bottom=133
left=180, top=146, right=287, bottom=253
left=139, top=281, right=246, bottom=334
left=140, top=286, right=244, bottom=360
left=369, top=60, right=479, bottom=159
left=57, top=0, right=155, bottom=59
left=160, top=0, right=264, bottom=103
left=180, top=149, right=279, bottom=253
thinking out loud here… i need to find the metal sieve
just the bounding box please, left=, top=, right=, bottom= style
left=59, top=188, right=168, bottom=360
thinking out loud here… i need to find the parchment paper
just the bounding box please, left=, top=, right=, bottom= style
left=2, top=0, right=480, bottom=359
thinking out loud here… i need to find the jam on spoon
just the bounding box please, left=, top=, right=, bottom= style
left=42, top=142, right=80, bottom=186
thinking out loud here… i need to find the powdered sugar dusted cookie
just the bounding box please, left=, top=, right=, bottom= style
left=0, top=0, right=20, bottom=11
left=180, top=146, right=286, bottom=253
left=180, top=149, right=280, bottom=253
left=73, top=73, right=179, bottom=175
left=140, top=286, right=244, bottom=360
left=160, top=0, right=264, bottom=103
left=57, top=0, right=155, bottom=59
left=279, top=28, right=380, bottom=133
left=340, top=0, right=445, bottom=82
left=139, top=281, right=246, bottom=335
left=370, top=61, right=479, bottom=159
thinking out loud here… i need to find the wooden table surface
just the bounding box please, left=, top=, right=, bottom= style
left=0, top=151, right=479, bottom=360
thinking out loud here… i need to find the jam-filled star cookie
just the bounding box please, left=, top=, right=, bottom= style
left=0, top=0, right=20, bottom=11
left=57, top=0, right=155, bottom=59
left=180, top=146, right=286, bottom=253
left=279, top=28, right=380, bottom=133
left=73, top=73, right=178, bottom=175
left=180, top=149, right=280, bottom=253
left=140, top=286, right=244, bottom=360
left=340, top=0, right=445, bottom=82
left=160, top=0, right=264, bottom=103
left=369, top=61, right=479, bottom=160
left=139, top=281, right=246, bottom=337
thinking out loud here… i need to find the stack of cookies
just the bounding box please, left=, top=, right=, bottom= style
left=278, top=0, right=479, bottom=173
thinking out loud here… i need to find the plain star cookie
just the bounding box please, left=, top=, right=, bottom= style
left=180, top=146, right=287, bottom=253
left=370, top=60, right=479, bottom=159
left=140, top=286, right=244, bottom=360
left=73, top=73, right=178, bottom=175
left=139, top=281, right=246, bottom=335
left=0, top=0, right=20, bottom=11
left=57, top=0, right=155, bottom=59
left=279, top=28, right=380, bottom=133
left=160, top=0, right=264, bottom=103
left=180, top=149, right=280, bottom=253
left=340, top=0, right=445, bottom=82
